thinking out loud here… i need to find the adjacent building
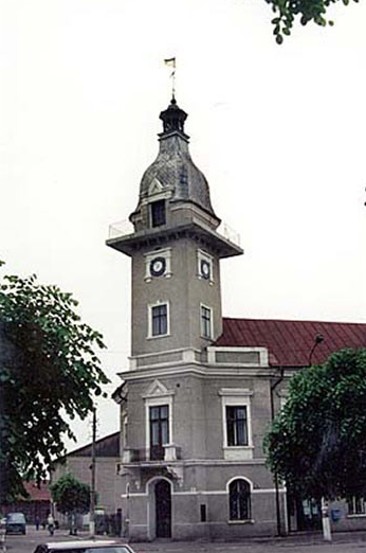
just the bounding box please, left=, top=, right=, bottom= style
left=53, top=431, right=122, bottom=517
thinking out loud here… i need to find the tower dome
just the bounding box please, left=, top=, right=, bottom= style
left=131, top=98, right=219, bottom=224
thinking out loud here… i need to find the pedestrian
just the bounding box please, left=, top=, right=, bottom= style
left=35, top=515, right=40, bottom=530
left=47, top=513, right=55, bottom=536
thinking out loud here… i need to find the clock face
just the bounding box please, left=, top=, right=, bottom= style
left=200, top=259, right=211, bottom=280
left=150, top=256, right=166, bottom=277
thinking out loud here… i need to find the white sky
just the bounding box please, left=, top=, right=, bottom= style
left=1, top=0, right=365, bottom=450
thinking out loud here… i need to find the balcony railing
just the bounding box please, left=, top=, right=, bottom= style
left=108, top=220, right=134, bottom=239
left=108, top=219, right=241, bottom=247
left=122, top=444, right=182, bottom=463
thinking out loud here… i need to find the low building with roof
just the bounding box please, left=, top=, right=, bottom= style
left=52, top=431, right=122, bottom=527
left=1, top=481, right=51, bottom=526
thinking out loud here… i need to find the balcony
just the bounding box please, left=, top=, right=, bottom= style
left=121, top=444, right=182, bottom=464
left=107, top=219, right=241, bottom=249
left=108, top=219, right=134, bottom=240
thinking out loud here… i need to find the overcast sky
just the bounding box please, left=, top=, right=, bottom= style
left=1, top=0, right=365, bottom=449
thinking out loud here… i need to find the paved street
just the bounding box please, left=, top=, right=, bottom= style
left=6, top=527, right=366, bottom=553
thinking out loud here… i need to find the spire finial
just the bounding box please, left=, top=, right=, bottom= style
left=164, top=57, right=176, bottom=101
left=160, top=58, right=188, bottom=135
left=159, top=97, right=188, bottom=135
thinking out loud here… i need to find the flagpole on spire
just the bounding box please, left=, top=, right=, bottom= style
left=164, top=57, right=176, bottom=101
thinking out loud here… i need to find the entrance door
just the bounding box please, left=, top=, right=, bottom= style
left=155, top=479, right=171, bottom=538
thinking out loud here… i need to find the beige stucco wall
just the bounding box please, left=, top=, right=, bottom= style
left=53, top=456, right=123, bottom=514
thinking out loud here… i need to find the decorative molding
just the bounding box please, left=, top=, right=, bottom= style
left=143, top=379, right=174, bottom=399
left=207, top=346, right=269, bottom=367
left=218, top=388, right=253, bottom=397
left=119, top=364, right=277, bottom=381
left=148, top=178, right=164, bottom=196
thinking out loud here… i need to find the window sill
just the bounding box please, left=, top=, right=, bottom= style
left=223, top=446, right=254, bottom=461
left=147, top=333, right=171, bottom=340
left=228, top=519, right=255, bottom=525
left=223, top=446, right=254, bottom=450
left=347, top=514, right=366, bottom=518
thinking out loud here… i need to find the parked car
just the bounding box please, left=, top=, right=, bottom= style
left=33, top=541, right=136, bottom=553
left=5, top=512, right=26, bottom=535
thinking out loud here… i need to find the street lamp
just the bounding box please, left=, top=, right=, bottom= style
left=308, top=334, right=324, bottom=367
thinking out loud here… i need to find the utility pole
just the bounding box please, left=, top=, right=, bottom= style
left=270, top=368, right=285, bottom=536
left=89, top=406, right=96, bottom=538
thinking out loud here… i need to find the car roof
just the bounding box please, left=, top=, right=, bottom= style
left=42, top=541, right=128, bottom=549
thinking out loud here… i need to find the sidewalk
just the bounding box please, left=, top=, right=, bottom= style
left=13, top=526, right=366, bottom=553
left=131, top=530, right=366, bottom=552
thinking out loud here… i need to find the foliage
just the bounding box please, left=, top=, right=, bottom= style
left=264, top=348, right=366, bottom=500
left=50, top=473, right=91, bottom=515
left=266, top=0, right=359, bottom=43
left=0, top=264, right=108, bottom=503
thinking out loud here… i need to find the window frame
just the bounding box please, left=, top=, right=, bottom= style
left=226, top=405, right=249, bottom=447
left=347, top=496, right=366, bottom=516
left=143, top=381, right=175, bottom=462
left=149, top=404, right=170, bottom=460
left=228, top=478, right=252, bottom=522
left=148, top=301, right=170, bottom=338
left=200, top=303, right=213, bottom=339
left=150, top=199, right=166, bottom=228
left=219, top=388, right=253, bottom=460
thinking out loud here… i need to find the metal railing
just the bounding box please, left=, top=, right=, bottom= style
left=108, top=219, right=241, bottom=247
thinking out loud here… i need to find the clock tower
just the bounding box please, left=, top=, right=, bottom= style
left=107, top=97, right=242, bottom=359
left=107, top=98, right=244, bottom=542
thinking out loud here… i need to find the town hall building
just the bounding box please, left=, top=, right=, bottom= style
left=105, top=97, right=366, bottom=541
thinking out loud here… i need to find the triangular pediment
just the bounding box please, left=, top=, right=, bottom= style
left=148, top=178, right=164, bottom=195
left=144, top=379, right=170, bottom=398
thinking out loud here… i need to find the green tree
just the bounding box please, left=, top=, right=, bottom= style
left=266, top=0, right=358, bottom=43
left=0, top=264, right=108, bottom=503
left=51, top=473, right=92, bottom=534
left=264, top=348, right=366, bottom=501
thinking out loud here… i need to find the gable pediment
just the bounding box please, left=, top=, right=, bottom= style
left=148, top=178, right=164, bottom=196
left=143, top=379, right=174, bottom=399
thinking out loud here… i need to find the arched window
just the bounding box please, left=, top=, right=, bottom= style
left=229, top=479, right=251, bottom=521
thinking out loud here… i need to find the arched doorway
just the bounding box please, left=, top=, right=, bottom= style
left=155, top=479, right=171, bottom=538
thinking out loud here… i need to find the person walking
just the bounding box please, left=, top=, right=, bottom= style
left=47, top=513, right=55, bottom=536
left=35, top=516, right=40, bottom=531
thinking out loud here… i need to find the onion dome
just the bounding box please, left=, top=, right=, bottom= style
left=133, top=98, right=219, bottom=222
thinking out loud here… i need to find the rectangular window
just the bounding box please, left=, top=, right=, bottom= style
left=226, top=406, right=248, bottom=446
left=151, top=304, right=168, bottom=336
left=348, top=497, right=366, bottom=515
left=150, top=200, right=166, bottom=227
left=150, top=405, right=169, bottom=460
left=200, top=305, right=212, bottom=339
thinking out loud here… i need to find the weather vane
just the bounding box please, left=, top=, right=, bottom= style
left=164, top=57, right=176, bottom=100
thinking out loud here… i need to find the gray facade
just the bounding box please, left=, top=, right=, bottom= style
left=115, top=358, right=286, bottom=540
left=107, top=98, right=284, bottom=541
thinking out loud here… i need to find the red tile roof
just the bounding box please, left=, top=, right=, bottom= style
left=214, top=318, right=366, bottom=367
left=23, top=481, right=51, bottom=501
